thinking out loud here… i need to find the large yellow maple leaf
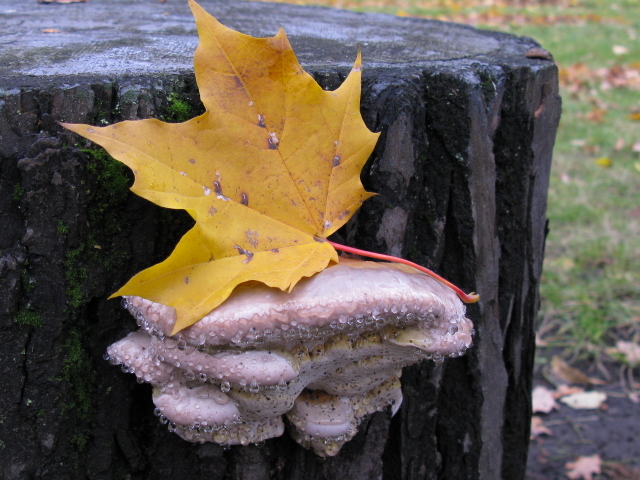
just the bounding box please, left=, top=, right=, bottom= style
left=63, top=0, right=379, bottom=333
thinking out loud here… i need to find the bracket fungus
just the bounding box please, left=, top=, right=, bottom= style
left=107, top=259, right=474, bottom=456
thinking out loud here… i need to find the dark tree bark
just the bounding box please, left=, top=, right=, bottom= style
left=0, top=1, right=560, bottom=479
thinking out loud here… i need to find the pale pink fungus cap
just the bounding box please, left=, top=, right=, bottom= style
left=107, top=259, right=474, bottom=455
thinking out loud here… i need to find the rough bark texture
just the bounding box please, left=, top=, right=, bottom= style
left=0, top=1, right=560, bottom=479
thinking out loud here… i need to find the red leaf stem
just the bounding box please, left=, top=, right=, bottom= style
left=328, top=241, right=480, bottom=304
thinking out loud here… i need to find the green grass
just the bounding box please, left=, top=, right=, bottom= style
left=252, top=0, right=640, bottom=359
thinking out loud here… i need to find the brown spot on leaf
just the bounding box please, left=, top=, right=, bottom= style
left=338, top=209, right=351, bottom=220
left=245, top=229, right=259, bottom=248
left=268, top=132, right=279, bottom=149
left=234, top=245, right=254, bottom=263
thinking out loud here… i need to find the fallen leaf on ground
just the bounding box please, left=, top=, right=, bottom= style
left=585, top=107, right=606, bottom=123
left=553, top=384, right=585, bottom=398
left=579, top=143, right=601, bottom=156
left=549, top=356, right=606, bottom=386
left=530, top=416, right=553, bottom=439
left=535, top=335, right=548, bottom=346
left=606, top=341, right=640, bottom=366
left=560, top=391, right=607, bottom=410
left=532, top=385, right=559, bottom=413
left=566, top=454, right=602, bottom=480
left=63, top=0, right=378, bottom=333
left=613, top=45, right=629, bottom=56
left=595, top=157, right=612, bottom=168
left=560, top=63, right=640, bottom=93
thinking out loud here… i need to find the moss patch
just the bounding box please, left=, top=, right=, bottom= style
left=163, top=93, right=194, bottom=123
left=14, top=307, right=43, bottom=328
left=13, top=184, right=25, bottom=202
left=65, top=247, right=89, bottom=309
left=64, top=146, right=132, bottom=307
left=61, top=328, right=96, bottom=451
left=58, top=145, right=134, bottom=451
left=57, top=220, right=70, bottom=236
left=21, top=264, right=35, bottom=293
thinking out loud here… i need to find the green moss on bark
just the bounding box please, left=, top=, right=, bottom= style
left=14, top=307, right=43, bottom=328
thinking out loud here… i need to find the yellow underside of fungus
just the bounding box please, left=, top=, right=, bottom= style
left=107, top=259, right=473, bottom=456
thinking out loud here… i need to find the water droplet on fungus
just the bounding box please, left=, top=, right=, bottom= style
left=249, top=379, right=260, bottom=393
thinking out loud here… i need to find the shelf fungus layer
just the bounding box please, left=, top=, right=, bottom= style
left=106, top=259, right=474, bottom=456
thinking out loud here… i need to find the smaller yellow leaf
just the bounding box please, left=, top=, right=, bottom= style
left=629, top=112, right=640, bottom=121
left=594, top=157, right=612, bottom=168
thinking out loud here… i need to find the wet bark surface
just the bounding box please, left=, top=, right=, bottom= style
left=0, top=1, right=560, bottom=479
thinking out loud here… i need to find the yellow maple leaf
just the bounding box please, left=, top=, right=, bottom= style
left=63, top=0, right=379, bottom=333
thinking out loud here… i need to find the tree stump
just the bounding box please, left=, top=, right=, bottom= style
left=0, top=1, right=560, bottom=479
